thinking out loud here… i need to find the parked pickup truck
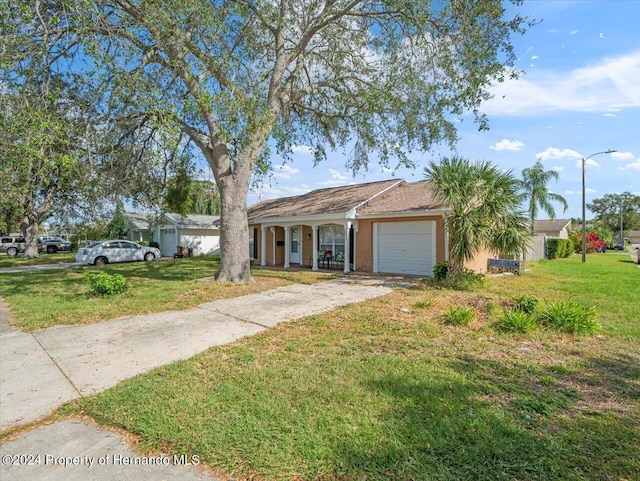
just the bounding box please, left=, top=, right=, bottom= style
left=0, top=236, right=71, bottom=255
left=39, top=237, right=73, bottom=254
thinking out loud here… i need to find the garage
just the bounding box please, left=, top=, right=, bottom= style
left=373, top=221, right=436, bottom=276
left=160, top=229, right=177, bottom=257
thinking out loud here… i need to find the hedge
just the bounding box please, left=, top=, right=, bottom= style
left=547, top=238, right=574, bottom=259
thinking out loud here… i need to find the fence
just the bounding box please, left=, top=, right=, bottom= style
left=524, top=235, right=546, bottom=262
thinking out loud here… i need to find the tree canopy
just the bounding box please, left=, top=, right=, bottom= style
left=3, top=0, right=530, bottom=277
left=519, top=160, right=568, bottom=233
left=587, top=192, right=640, bottom=235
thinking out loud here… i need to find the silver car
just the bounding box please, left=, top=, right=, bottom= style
left=76, top=240, right=161, bottom=266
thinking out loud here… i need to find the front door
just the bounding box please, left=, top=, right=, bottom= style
left=290, top=226, right=300, bottom=263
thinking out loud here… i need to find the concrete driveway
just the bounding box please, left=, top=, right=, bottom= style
left=0, top=276, right=405, bottom=480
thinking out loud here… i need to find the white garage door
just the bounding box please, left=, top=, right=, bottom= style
left=160, top=229, right=177, bottom=257
left=374, top=221, right=436, bottom=276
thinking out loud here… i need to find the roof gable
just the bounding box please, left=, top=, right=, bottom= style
left=534, top=219, right=571, bottom=232
left=357, top=181, right=442, bottom=215
left=124, top=212, right=152, bottom=230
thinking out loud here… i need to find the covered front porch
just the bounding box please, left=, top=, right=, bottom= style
left=252, top=220, right=358, bottom=274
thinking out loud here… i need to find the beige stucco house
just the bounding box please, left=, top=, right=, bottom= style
left=248, top=179, right=492, bottom=277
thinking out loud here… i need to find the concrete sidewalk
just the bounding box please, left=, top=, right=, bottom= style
left=0, top=277, right=399, bottom=480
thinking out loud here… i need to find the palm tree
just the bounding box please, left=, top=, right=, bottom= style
left=424, top=156, right=530, bottom=277
left=519, top=160, right=569, bottom=234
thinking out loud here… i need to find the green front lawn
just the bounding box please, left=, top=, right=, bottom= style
left=0, top=257, right=335, bottom=331
left=0, top=251, right=77, bottom=268
left=61, top=253, right=639, bottom=480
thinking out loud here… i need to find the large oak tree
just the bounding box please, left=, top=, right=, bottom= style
left=4, top=0, right=529, bottom=279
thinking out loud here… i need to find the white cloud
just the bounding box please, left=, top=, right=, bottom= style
left=570, top=30, right=579, bottom=35
left=622, top=159, right=640, bottom=170
left=531, top=55, right=539, bottom=60
left=551, top=166, right=564, bottom=172
left=316, top=168, right=350, bottom=186
left=537, top=147, right=582, bottom=161
left=490, top=139, right=525, bottom=151
left=577, top=158, right=599, bottom=167
left=283, top=185, right=311, bottom=195
left=291, top=145, right=314, bottom=154
left=273, top=164, right=300, bottom=179
left=482, top=51, right=640, bottom=115
left=611, top=151, right=636, bottom=161
left=599, top=33, right=605, bottom=39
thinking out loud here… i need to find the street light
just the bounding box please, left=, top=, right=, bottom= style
left=581, top=149, right=617, bottom=263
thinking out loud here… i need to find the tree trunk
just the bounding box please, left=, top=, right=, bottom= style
left=23, top=217, right=40, bottom=259
left=214, top=166, right=253, bottom=283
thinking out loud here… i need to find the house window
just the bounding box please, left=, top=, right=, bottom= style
left=319, top=225, right=345, bottom=255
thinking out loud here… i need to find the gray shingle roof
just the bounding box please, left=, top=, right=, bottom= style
left=247, top=179, right=402, bottom=220
left=248, top=179, right=444, bottom=221
left=533, top=219, right=571, bottom=232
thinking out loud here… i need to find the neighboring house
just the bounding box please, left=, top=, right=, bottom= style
left=124, top=212, right=221, bottom=257
left=124, top=212, right=153, bottom=243
left=248, top=179, right=490, bottom=277
left=533, top=219, right=572, bottom=239
left=627, top=230, right=640, bottom=244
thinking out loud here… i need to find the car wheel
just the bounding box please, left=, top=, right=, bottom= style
left=46, top=245, right=57, bottom=254
left=94, top=256, right=108, bottom=266
left=6, top=247, right=18, bottom=256
left=144, top=252, right=155, bottom=261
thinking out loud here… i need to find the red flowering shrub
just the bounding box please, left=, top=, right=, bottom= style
left=586, top=233, right=606, bottom=253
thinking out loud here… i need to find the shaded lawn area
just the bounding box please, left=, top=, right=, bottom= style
left=0, top=251, right=77, bottom=268
left=0, top=257, right=335, bottom=331
left=54, top=254, right=640, bottom=479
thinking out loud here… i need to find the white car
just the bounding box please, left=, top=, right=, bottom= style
left=76, top=240, right=161, bottom=266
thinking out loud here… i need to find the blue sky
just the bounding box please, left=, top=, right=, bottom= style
left=241, top=1, right=640, bottom=219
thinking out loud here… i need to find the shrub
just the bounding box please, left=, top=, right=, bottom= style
left=539, top=300, right=597, bottom=334
left=495, top=309, right=538, bottom=333
left=433, top=261, right=448, bottom=281
left=149, top=241, right=160, bottom=249
left=443, top=306, right=474, bottom=325
left=85, top=271, right=128, bottom=296
left=547, top=238, right=574, bottom=259
left=514, top=294, right=539, bottom=314
left=441, top=269, right=485, bottom=291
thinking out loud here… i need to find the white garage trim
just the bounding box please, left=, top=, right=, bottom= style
left=373, top=221, right=436, bottom=276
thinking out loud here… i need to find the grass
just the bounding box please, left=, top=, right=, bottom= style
left=53, top=252, right=639, bottom=480
left=0, top=251, right=76, bottom=267
left=0, top=257, right=335, bottom=331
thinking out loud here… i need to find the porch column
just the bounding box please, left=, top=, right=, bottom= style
left=270, top=227, right=276, bottom=265
left=352, top=225, right=357, bottom=271
left=260, top=226, right=267, bottom=267
left=284, top=225, right=291, bottom=268
left=312, top=225, right=319, bottom=271
left=343, top=222, right=351, bottom=274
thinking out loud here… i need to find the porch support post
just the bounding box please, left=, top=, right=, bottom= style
left=343, top=222, right=351, bottom=274
left=284, top=225, right=291, bottom=268
left=260, top=226, right=267, bottom=267
left=312, top=225, right=319, bottom=271
left=352, top=225, right=358, bottom=271
left=270, top=227, right=276, bottom=265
